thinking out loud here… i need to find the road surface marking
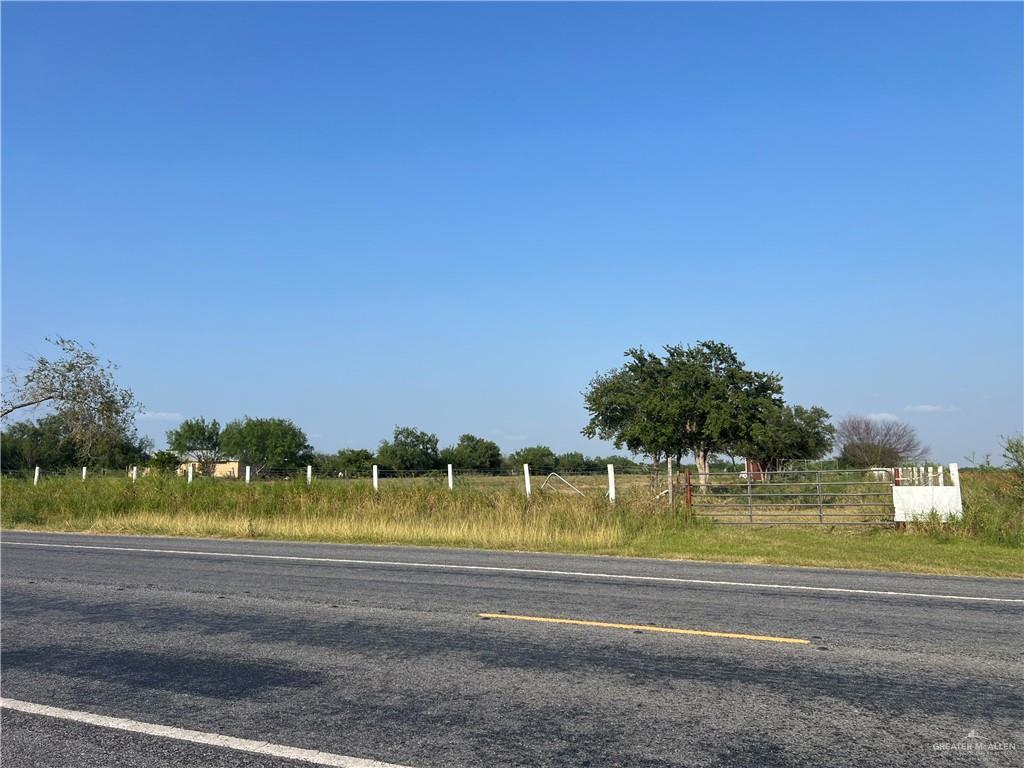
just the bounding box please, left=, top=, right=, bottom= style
left=479, top=613, right=811, bottom=644
left=4, top=540, right=1022, bottom=604
left=0, top=698, right=411, bottom=768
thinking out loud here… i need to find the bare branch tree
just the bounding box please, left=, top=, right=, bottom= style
left=836, top=415, right=928, bottom=467
left=2, top=337, right=141, bottom=461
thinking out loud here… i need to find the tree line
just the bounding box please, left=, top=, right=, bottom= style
left=2, top=336, right=938, bottom=477
left=1, top=411, right=152, bottom=472
left=161, top=419, right=640, bottom=477
left=0, top=408, right=640, bottom=477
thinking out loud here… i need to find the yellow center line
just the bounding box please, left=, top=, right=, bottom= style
left=479, top=613, right=810, bottom=645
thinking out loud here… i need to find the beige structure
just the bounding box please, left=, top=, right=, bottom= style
left=177, top=460, right=244, bottom=479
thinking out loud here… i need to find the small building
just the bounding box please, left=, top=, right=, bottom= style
left=177, top=460, right=244, bottom=479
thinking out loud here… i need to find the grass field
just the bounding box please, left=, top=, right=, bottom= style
left=2, top=469, right=1021, bottom=577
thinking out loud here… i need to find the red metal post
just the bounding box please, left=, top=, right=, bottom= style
left=685, top=468, right=692, bottom=509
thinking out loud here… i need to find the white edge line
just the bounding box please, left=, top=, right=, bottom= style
left=0, top=698, right=411, bottom=768
left=3, top=540, right=1022, bottom=604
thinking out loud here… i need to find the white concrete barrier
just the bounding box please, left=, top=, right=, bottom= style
left=893, top=463, right=963, bottom=521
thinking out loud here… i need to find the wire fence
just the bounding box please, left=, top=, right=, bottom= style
left=2, top=461, right=962, bottom=526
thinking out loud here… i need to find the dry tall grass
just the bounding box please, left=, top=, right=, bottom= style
left=2, top=476, right=680, bottom=551
left=3, top=472, right=1021, bottom=576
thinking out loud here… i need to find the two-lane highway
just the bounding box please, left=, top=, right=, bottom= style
left=1, top=531, right=1021, bottom=767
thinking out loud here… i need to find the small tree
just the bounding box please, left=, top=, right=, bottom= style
left=741, top=404, right=834, bottom=473
left=440, top=434, right=503, bottom=470
left=597, top=455, right=643, bottom=470
left=313, top=448, right=375, bottom=476
left=836, top=416, right=927, bottom=467
left=556, top=452, right=587, bottom=472
left=90, top=429, right=152, bottom=469
left=166, top=417, right=223, bottom=475
left=506, top=445, right=558, bottom=473
left=1002, top=435, right=1023, bottom=477
left=1, top=337, right=141, bottom=462
left=220, top=417, right=312, bottom=475
left=376, top=426, right=441, bottom=471
left=149, top=450, right=182, bottom=474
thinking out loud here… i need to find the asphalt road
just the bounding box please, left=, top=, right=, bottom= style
left=1, top=531, right=1021, bottom=767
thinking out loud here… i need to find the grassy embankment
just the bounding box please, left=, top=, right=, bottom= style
left=2, top=469, right=1021, bottom=577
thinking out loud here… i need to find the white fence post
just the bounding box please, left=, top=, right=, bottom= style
left=82, top=466, right=87, bottom=482
left=187, top=464, right=194, bottom=484
left=667, top=457, right=674, bottom=506
left=447, top=463, right=454, bottom=491
left=951, top=462, right=963, bottom=517
left=938, top=466, right=945, bottom=486
left=372, top=464, right=379, bottom=493
left=34, top=466, right=40, bottom=486
left=245, top=465, right=251, bottom=484
left=306, top=465, right=312, bottom=486
left=607, top=463, right=616, bottom=503
left=523, top=464, right=531, bottom=497
left=131, top=466, right=138, bottom=483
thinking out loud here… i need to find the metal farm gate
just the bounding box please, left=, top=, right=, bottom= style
left=679, top=467, right=897, bottom=525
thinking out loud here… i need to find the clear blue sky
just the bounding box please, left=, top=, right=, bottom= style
left=3, top=2, right=1021, bottom=463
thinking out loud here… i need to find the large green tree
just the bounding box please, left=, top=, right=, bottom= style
left=166, top=417, right=223, bottom=475
left=583, top=341, right=783, bottom=489
left=581, top=348, right=677, bottom=468
left=220, top=417, right=312, bottom=475
left=740, top=404, right=834, bottom=473
left=376, top=426, right=441, bottom=471
left=440, top=434, right=503, bottom=470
